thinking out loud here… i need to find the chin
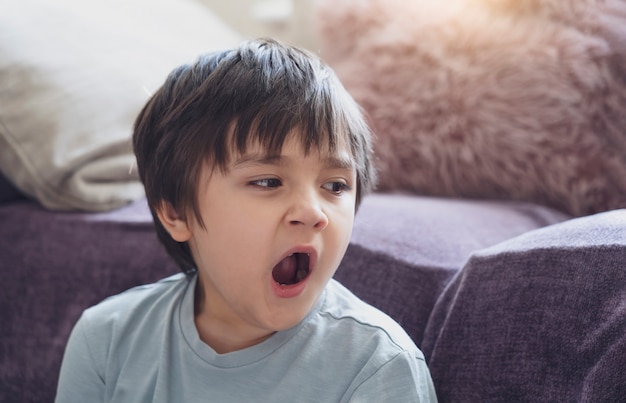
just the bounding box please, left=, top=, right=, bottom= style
left=268, top=295, right=321, bottom=331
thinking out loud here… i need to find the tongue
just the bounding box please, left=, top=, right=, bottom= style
left=272, top=255, right=298, bottom=285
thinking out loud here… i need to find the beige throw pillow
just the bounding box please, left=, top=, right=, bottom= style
left=0, top=0, right=242, bottom=211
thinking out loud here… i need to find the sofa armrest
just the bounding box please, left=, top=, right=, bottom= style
left=422, top=209, right=626, bottom=402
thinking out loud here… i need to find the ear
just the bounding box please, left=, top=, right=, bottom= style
left=156, top=202, right=193, bottom=242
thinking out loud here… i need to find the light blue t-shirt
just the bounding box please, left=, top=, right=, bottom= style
left=56, top=274, right=437, bottom=402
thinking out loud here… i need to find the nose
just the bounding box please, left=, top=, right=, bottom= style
left=286, top=190, right=329, bottom=231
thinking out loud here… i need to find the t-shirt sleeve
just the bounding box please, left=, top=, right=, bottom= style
left=55, top=315, right=106, bottom=403
left=347, top=350, right=438, bottom=402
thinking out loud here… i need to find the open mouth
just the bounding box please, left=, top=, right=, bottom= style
left=272, top=253, right=311, bottom=286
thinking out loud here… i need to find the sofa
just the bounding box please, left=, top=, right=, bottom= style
left=1, top=0, right=625, bottom=402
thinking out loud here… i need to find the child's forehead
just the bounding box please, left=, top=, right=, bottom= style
left=231, top=148, right=356, bottom=172
left=227, top=129, right=355, bottom=165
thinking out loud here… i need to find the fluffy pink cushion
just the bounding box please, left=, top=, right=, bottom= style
left=314, top=0, right=626, bottom=216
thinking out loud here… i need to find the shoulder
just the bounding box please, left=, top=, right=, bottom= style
left=83, top=273, right=189, bottom=319
left=318, top=280, right=422, bottom=358
left=57, top=273, right=193, bottom=400
left=308, top=281, right=436, bottom=401
left=77, top=273, right=191, bottom=343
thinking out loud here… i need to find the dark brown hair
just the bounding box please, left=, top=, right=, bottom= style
left=133, top=38, right=376, bottom=273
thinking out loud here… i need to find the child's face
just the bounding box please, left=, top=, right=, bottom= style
left=171, top=132, right=357, bottom=348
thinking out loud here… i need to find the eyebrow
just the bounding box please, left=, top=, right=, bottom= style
left=232, top=154, right=282, bottom=168
left=322, top=155, right=355, bottom=170
left=232, top=153, right=355, bottom=170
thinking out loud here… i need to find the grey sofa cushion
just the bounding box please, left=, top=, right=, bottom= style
left=422, top=209, right=626, bottom=402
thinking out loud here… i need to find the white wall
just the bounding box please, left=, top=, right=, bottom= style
left=197, top=0, right=317, bottom=51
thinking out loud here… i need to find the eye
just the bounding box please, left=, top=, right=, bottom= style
left=249, top=178, right=282, bottom=189
left=322, top=181, right=351, bottom=195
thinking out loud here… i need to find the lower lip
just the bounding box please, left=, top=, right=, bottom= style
left=271, top=276, right=310, bottom=298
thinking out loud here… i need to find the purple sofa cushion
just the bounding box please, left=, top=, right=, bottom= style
left=0, top=199, right=177, bottom=403
left=0, top=193, right=569, bottom=402
left=0, top=170, right=25, bottom=204
left=336, top=193, right=569, bottom=346
left=422, top=209, right=626, bottom=402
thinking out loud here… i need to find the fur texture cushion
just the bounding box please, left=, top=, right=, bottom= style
left=313, top=0, right=626, bottom=216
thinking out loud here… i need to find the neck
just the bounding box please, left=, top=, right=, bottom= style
left=196, top=321, right=274, bottom=354
left=193, top=279, right=275, bottom=354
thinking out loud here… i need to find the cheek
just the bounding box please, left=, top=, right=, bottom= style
left=336, top=200, right=356, bottom=229
left=330, top=206, right=355, bottom=249
left=206, top=202, right=274, bottom=255
left=202, top=193, right=257, bottom=229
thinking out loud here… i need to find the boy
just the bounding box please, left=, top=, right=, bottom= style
left=56, top=38, right=437, bottom=402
